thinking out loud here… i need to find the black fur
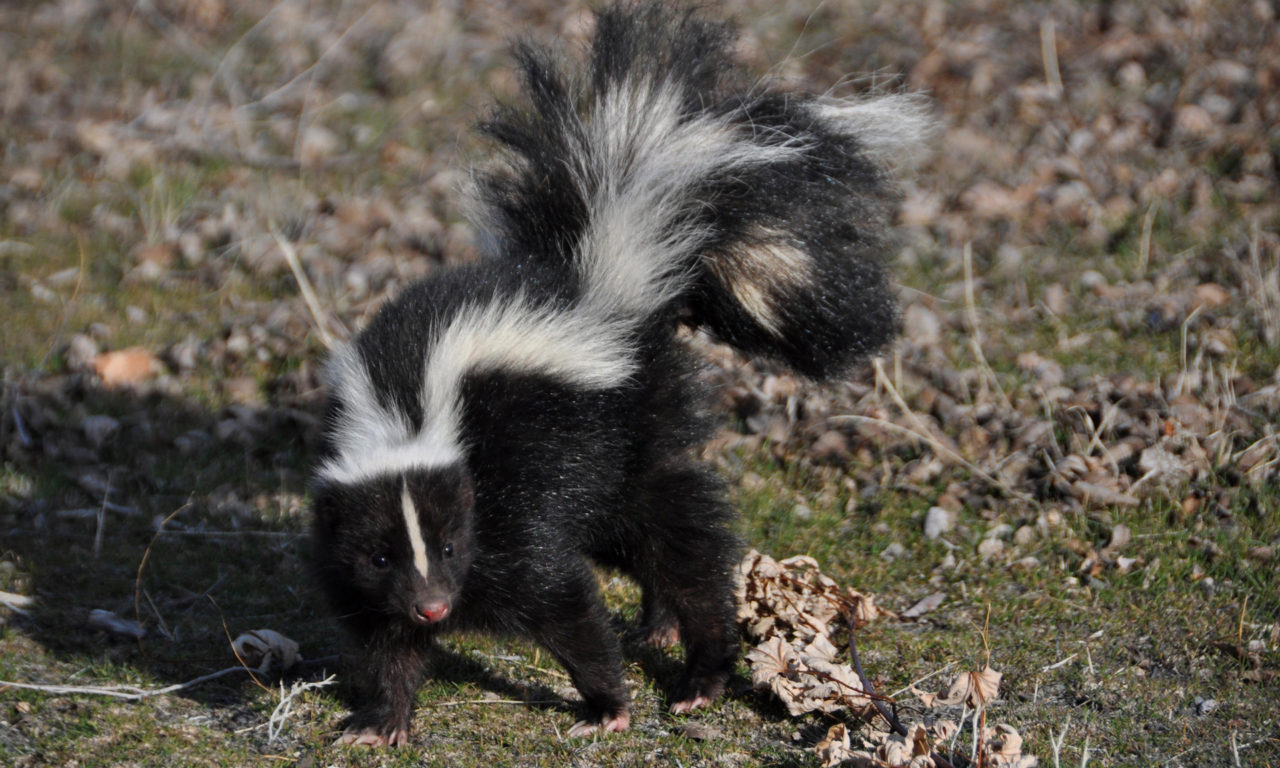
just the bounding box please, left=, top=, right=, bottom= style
left=311, top=1, right=925, bottom=746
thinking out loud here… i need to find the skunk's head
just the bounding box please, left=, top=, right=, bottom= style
left=311, top=463, right=476, bottom=627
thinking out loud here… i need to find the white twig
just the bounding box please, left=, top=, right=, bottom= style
left=269, top=220, right=343, bottom=349
left=1040, top=17, right=1063, bottom=97
left=1040, top=653, right=1077, bottom=673
left=0, top=591, right=34, bottom=613
left=0, top=665, right=252, bottom=700
left=268, top=675, right=336, bottom=744
left=1049, top=716, right=1071, bottom=768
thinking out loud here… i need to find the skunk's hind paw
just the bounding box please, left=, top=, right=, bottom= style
left=567, top=710, right=630, bottom=738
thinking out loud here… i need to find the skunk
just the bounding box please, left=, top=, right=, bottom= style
left=311, top=2, right=931, bottom=747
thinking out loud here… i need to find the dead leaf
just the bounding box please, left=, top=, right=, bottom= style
left=932, top=666, right=1002, bottom=708
left=232, top=628, right=301, bottom=672
left=93, top=347, right=159, bottom=387
left=901, top=591, right=946, bottom=619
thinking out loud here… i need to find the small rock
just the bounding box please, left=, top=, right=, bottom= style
left=901, top=591, right=946, bottom=619
left=1196, top=698, right=1218, bottom=716
left=87, top=609, right=146, bottom=640
left=65, top=333, right=100, bottom=372
left=1013, top=525, right=1036, bottom=545
left=903, top=304, right=941, bottom=346
left=977, top=538, right=1004, bottom=559
left=1011, top=556, right=1040, bottom=571
left=81, top=415, right=120, bottom=448
left=1080, top=270, right=1108, bottom=292
left=810, top=430, right=848, bottom=464
left=299, top=125, right=341, bottom=166
left=924, top=506, right=953, bottom=540
left=1174, top=105, right=1214, bottom=138
left=986, top=523, right=1014, bottom=540
left=880, top=542, right=906, bottom=561
left=792, top=502, right=813, bottom=521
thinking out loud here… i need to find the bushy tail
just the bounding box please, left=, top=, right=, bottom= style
left=471, top=2, right=932, bottom=379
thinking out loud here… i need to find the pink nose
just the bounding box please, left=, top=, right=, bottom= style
left=416, top=602, right=449, bottom=623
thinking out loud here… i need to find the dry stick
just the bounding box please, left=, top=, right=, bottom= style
left=1040, top=17, right=1063, bottom=97
left=844, top=613, right=908, bottom=738
left=210, top=595, right=272, bottom=695
left=133, top=500, right=193, bottom=651
left=1137, top=200, right=1158, bottom=275
left=888, top=662, right=956, bottom=699
left=833, top=413, right=1032, bottom=503
left=269, top=221, right=342, bottom=350
left=962, top=243, right=1014, bottom=413
left=0, top=666, right=251, bottom=701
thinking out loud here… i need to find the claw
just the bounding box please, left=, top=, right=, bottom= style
left=336, top=726, right=409, bottom=748
left=669, top=695, right=711, bottom=714
left=567, top=711, right=630, bottom=737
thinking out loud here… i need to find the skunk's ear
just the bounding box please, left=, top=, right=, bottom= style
left=456, top=469, right=475, bottom=511
left=434, top=465, right=475, bottom=512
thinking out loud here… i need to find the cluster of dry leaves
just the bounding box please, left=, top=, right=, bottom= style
left=736, top=551, right=1034, bottom=767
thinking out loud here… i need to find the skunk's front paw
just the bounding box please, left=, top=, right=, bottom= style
left=567, top=709, right=630, bottom=737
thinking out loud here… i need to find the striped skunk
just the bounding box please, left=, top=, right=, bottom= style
left=311, top=2, right=931, bottom=747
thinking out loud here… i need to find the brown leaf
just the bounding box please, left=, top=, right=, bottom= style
left=901, top=591, right=946, bottom=619
left=92, top=347, right=160, bottom=387
left=816, top=723, right=853, bottom=768
left=933, top=666, right=1002, bottom=708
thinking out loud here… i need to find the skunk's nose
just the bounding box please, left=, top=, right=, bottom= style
left=415, top=601, right=449, bottom=623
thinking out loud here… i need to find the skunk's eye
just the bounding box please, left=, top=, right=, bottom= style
left=442, top=543, right=454, bottom=558
left=369, top=553, right=390, bottom=569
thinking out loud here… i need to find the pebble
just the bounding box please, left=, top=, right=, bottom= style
left=81, top=414, right=120, bottom=448
left=810, top=430, right=849, bottom=464
left=924, top=506, right=953, bottom=540
left=903, top=304, right=941, bottom=346
left=977, top=538, right=1004, bottom=559
left=880, top=542, right=906, bottom=561
left=66, top=333, right=100, bottom=371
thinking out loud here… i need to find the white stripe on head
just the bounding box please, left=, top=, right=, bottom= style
left=317, top=344, right=463, bottom=485
left=401, top=480, right=430, bottom=580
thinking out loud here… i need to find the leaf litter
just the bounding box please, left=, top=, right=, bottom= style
left=737, top=550, right=1035, bottom=767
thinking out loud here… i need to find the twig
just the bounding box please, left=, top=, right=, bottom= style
left=1040, top=18, right=1063, bottom=97
left=1039, top=653, right=1077, bottom=673
left=0, top=591, right=34, bottom=612
left=832, top=413, right=1032, bottom=502
left=1137, top=201, right=1158, bottom=274
left=889, top=662, right=956, bottom=699
left=268, top=675, right=337, bottom=744
left=134, top=500, right=193, bottom=647
left=1049, top=716, right=1071, bottom=768
left=845, top=613, right=907, bottom=737
left=962, top=243, right=1014, bottom=412
left=0, top=665, right=251, bottom=701
left=269, top=220, right=341, bottom=350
